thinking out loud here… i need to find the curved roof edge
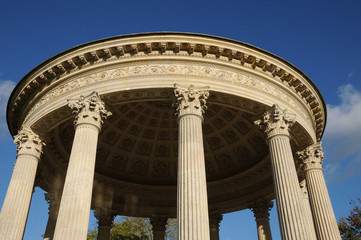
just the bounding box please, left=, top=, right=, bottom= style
left=7, top=32, right=327, bottom=138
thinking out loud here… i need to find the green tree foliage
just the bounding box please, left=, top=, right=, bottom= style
left=87, top=217, right=177, bottom=240
left=338, top=198, right=361, bottom=240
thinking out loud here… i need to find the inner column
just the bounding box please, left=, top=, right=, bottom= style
left=53, top=92, right=111, bottom=240
left=255, top=104, right=311, bottom=240
left=174, top=84, right=210, bottom=240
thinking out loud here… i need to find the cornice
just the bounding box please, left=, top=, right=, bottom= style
left=7, top=32, right=326, bottom=140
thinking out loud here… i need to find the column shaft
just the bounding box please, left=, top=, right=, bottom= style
left=297, top=143, right=341, bottom=240
left=98, top=226, right=111, bottom=240
left=0, top=127, right=43, bottom=240
left=255, top=219, right=272, bottom=240
left=43, top=191, right=62, bottom=240
left=300, top=180, right=317, bottom=240
left=306, top=169, right=341, bottom=240
left=268, top=135, right=309, bottom=239
left=177, top=114, right=210, bottom=240
left=0, top=155, right=38, bottom=240
left=53, top=124, right=99, bottom=239
left=209, top=213, right=222, bottom=240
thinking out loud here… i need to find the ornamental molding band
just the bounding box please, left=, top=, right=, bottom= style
left=254, top=104, right=296, bottom=139
left=2, top=33, right=340, bottom=240
left=14, top=126, right=45, bottom=158
left=297, top=142, right=324, bottom=171
left=68, top=91, right=112, bottom=130
left=174, top=84, right=209, bottom=119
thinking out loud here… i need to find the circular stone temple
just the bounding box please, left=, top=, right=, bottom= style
left=1, top=33, right=341, bottom=240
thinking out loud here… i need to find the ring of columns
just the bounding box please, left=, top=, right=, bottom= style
left=1, top=32, right=341, bottom=240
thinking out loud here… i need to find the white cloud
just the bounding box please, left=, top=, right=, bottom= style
left=0, top=80, right=16, bottom=138
left=323, top=84, right=361, bottom=180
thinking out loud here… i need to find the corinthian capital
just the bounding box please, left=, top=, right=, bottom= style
left=297, top=142, right=324, bottom=171
left=254, top=104, right=296, bottom=139
left=94, top=207, right=115, bottom=227
left=251, top=199, right=274, bottom=220
left=14, top=127, right=45, bottom=158
left=174, top=84, right=209, bottom=119
left=68, top=92, right=112, bottom=129
left=45, top=190, right=62, bottom=214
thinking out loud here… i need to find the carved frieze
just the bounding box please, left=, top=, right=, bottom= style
left=26, top=64, right=308, bottom=125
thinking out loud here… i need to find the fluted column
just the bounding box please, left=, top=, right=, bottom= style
left=297, top=143, right=341, bottom=240
left=251, top=200, right=273, bottom=240
left=43, top=191, right=62, bottom=240
left=95, top=208, right=114, bottom=240
left=53, top=92, right=111, bottom=240
left=255, top=104, right=310, bottom=240
left=299, top=179, right=317, bottom=240
left=174, top=84, right=210, bottom=240
left=0, top=127, right=44, bottom=240
left=151, top=215, right=168, bottom=240
left=209, top=213, right=222, bottom=240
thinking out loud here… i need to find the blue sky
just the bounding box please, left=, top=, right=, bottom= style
left=0, top=1, right=360, bottom=239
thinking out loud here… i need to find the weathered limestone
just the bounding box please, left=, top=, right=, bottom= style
left=174, top=84, right=210, bottom=240
left=299, top=179, right=317, bottom=240
left=0, top=127, right=44, bottom=240
left=43, top=191, right=62, bottom=240
left=53, top=92, right=111, bottom=240
left=297, top=143, right=341, bottom=240
left=251, top=200, right=273, bottom=240
left=255, top=104, right=310, bottom=240
left=94, top=208, right=114, bottom=240
left=151, top=215, right=168, bottom=240
left=209, top=213, right=222, bottom=240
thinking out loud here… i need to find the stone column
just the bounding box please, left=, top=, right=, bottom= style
left=94, top=208, right=114, bottom=240
left=174, top=84, right=210, bottom=240
left=255, top=104, right=310, bottom=240
left=53, top=92, right=111, bottom=240
left=297, top=143, right=341, bottom=240
left=251, top=200, right=273, bottom=240
left=299, top=179, right=317, bottom=240
left=0, top=127, right=44, bottom=240
left=209, top=213, right=222, bottom=240
left=43, top=191, right=62, bottom=240
left=151, top=215, right=168, bottom=240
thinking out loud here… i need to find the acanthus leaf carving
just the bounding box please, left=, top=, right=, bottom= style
left=251, top=199, right=274, bottom=220
left=173, top=84, right=209, bottom=119
left=296, top=142, right=324, bottom=171
left=68, top=92, right=112, bottom=130
left=254, top=104, right=296, bottom=139
left=14, top=126, right=45, bottom=158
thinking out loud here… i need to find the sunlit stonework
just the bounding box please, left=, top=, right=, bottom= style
left=14, top=127, right=45, bottom=158
left=174, top=84, right=209, bottom=119
left=297, top=142, right=324, bottom=171
left=254, top=104, right=296, bottom=139
left=0, top=33, right=341, bottom=240
left=68, top=92, right=112, bottom=129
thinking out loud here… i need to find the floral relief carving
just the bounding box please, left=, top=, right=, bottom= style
left=27, top=64, right=306, bottom=122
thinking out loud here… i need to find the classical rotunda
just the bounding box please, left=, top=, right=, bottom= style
left=0, top=32, right=341, bottom=240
